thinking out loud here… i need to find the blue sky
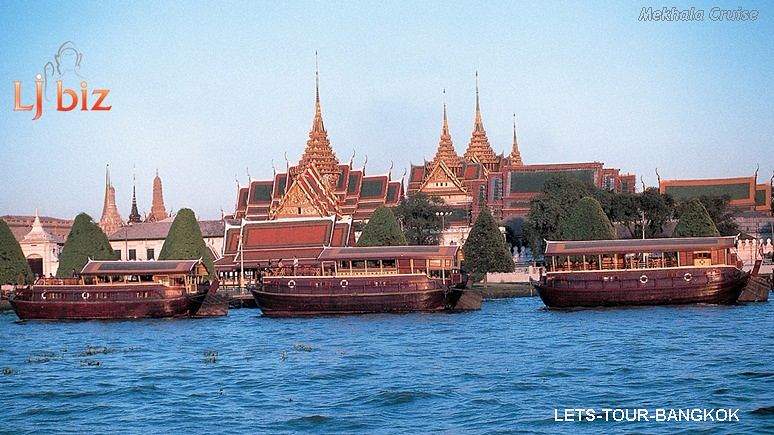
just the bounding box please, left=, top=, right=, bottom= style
left=1, top=1, right=772, bottom=220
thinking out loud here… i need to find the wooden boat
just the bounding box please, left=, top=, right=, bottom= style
left=10, top=259, right=218, bottom=320
left=251, top=245, right=469, bottom=317
left=533, top=236, right=750, bottom=308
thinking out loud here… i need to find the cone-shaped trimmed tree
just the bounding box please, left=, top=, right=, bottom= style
left=0, top=219, right=33, bottom=285
left=559, top=196, right=616, bottom=241
left=674, top=199, right=720, bottom=237
left=356, top=206, right=407, bottom=247
left=159, top=208, right=215, bottom=275
left=56, top=213, right=118, bottom=277
left=463, top=206, right=515, bottom=285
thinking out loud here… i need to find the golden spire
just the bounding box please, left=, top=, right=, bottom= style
left=297, top=51, right=340, bottom=185
left=311, top=50, right=325, bottom=134
left=473, top=71, right=484, bottom=133
left=432, top=88, right=461, bottom=170
left=464, top=71, right=498, bottom=167
left=510, top=113, right=523, bottom=166
left=442, top=88, right=450, bottom=137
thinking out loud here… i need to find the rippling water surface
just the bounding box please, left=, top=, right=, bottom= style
left=1, top=297, right=772, bottom=434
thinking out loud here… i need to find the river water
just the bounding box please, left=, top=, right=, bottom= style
left=0, top=297, right=771, bottom=434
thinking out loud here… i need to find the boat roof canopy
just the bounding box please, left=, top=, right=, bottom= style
left=80, top=259, right=202, bottom=276
left=319, top=245, right=459, bottom=261
left=544, top=236, right=737, bottom=256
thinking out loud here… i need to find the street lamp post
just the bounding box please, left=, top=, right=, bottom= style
left=435, top=211, right=453, bottom=245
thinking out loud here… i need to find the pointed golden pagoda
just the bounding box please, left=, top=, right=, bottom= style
left=99, top=164, right=123, bottom=236
left=463, top=71, right=499, bottom=169
left=431, top=90, right=462, bottom=172
left=510, top=114, right=523, bottom=167
left=146, top=169, right=168, bottom=222
left=294, top=53, right=340, bottom=187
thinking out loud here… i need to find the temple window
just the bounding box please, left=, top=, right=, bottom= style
left=128, top=249, right=137, bottom=260
left=147, top=249, right=155, bottom=260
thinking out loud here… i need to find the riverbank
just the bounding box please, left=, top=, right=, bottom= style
left=470, top=282, right=537, bottom=299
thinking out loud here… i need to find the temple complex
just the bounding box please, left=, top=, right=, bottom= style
left=228, top=62, right=403, bottom=223
left=408, top=75, right=635, bottom=226
left=659, top=173, right=772, bottom=213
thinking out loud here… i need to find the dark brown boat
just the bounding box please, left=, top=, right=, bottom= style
left=251, top=245, right=467, bottom=317
left=533, top=236, right=750, bottom=308
left=10, top=259, right=217, bottom=320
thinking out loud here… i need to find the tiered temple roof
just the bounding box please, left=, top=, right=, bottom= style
left=463, top=73, right=500, bottom=171
left=431, top=95, right=463, bottom=172
left=293, top=60, right=341, bottom=188
left=215, top=216, right=353, bottom=270
left=229, top=60, right=403, bottom=223
left=22, top=210, right=60, bottom=244
left=408, top=74, right=635, bottom=223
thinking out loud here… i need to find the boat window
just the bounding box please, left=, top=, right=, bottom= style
left=352, top=260, right=365, bottom=269
left=600, top=254, right=621, bottom=270
left=555, top=256, right=568, bottom=271
left=366, top=260, right=380, bottom=269
left=339, top=260, right=350, bottom=270
left=693, top=251, right=712, bottom=266
left=624, top=253, right=637, bottom=269
left=382, top=259, right=396, bottom=269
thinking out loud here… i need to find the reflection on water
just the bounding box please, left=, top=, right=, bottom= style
left=0, top=298, right=772, bottom=433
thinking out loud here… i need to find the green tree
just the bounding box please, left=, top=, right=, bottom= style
left=673, top=199, right=720, bottom=237
left=607, top=193, right=641, bottom=237
left=523, top=174, right=597, bottom=255
left=638, top=187, right=675, bottom=238
left=57, top=213, right=118, bottom=277
left=463, top=206, right=514, bottom=286
left=0, top=219, right=33, bottom=284
left=394, top=192, right=445, bottom=245
left=559, top=197, right=616, bottom=240
left=694, top=195, right=739, bottom=236
left=159, top=208, right=215, bottom=275
left=357, top=206, right=407, bottom=247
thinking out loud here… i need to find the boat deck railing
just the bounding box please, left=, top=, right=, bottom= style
left=551, top=258, right=681, bottom=272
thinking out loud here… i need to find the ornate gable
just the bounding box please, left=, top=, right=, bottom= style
left=271, top=165, right=339, bottom=219
left=420, top=160, right=467, bottom=194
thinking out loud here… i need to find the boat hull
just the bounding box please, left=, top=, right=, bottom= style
left=253, top=275, right=448, bottom=317
left=534, top=266, right=748, bottom=308
left=10, top=284, right=204, bottom=320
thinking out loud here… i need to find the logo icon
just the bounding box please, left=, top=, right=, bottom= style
left=13, top=41, right=111, bottom=120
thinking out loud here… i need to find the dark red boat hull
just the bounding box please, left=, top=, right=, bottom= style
left=10, top=284, right=204, bottom=320
left=253, top=275, right=448, bottom=317
left=534, top=266, right=748, bottom=308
